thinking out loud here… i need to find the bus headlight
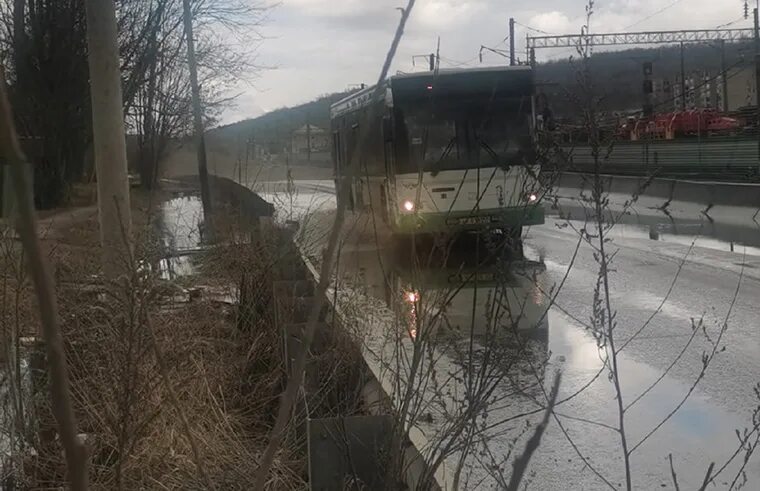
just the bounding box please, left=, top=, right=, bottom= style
left=402, top=200, right=415, bottom=212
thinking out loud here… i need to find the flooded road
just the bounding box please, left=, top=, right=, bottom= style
left=253, top=178, right=759, bottom=489
left=330, top=237, right=756, bottom=489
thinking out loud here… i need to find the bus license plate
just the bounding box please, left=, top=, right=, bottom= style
left=448, top=272, right=495, bottom=283
left=457, top=216, right=491, bottom=225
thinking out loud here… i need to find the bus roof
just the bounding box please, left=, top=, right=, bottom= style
left=330, top=65, right=534, bottom=119
left=391, top=65, right=531, bottom=81
left=330, top=83, right=387, bottom=119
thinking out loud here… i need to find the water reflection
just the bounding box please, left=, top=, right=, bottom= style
left=551, top=201, right=760, bottom=253
left=387, top=237, right=550, bottom=345
left=156, top=195, right=204, bottom=279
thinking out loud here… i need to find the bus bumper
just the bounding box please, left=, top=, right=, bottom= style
left=394, top=205, right=544, bottom=234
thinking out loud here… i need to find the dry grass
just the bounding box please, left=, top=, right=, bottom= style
left=0, top=182, right=370, bottom=489
left=0, top=185, right=311, bottom=489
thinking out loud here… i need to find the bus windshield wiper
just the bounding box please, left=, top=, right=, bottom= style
left=429, top=135, right=456, bottom=176
left=475, top=136, right=501, bottom=166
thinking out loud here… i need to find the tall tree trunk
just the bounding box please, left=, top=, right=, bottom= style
left=140, top=48, right=158, bottom=189
left=13, top=0, right=26, bottom=73
left=5, top=0, right=26, bottom=217
left=85, top=0, right=132, bottom=278
left=182, top=0, right=213, bottom=222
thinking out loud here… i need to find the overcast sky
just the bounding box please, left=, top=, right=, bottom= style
left=221, top=0, right=752, bottom=123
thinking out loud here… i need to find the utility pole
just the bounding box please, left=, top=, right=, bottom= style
left=85, top=0, right=132, bottom=278
left=679, top=42, right=686, bottom=111
left=182, top=0, right=213, bottom=223
left=643, top=61, right=653, bottom=118
left=305, top=112, right=311, bottom=163
left=435, top=36, right=441, bottom=73
left=720, top=39, right=728, bottom=111
left=754, top=8, right=759, bottom=161
left=509, top=17, right=516, bottom=66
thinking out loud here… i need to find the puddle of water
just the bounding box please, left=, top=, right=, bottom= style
left=249, top=179, right=335, bottom=195
left=1, top=347, right=38, bottom=478
left=547, top=309, right=755, bottom=487
left=157, top=195, right=204, bottom=279
left=160, top=196, right=203, bottom=252
left=549, top=202, right=760, bottom=254
left=257, top=191, right=336, bottom=224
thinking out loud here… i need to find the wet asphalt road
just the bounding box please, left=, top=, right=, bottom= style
left=256, top=180, right=760, bottom=490
left=521, top=217, right=760, bottom=490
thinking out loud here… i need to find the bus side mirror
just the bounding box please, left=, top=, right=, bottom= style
left=383, top=117, right=393, bottom=142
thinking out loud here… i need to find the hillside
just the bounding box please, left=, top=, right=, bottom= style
left=206, top=41, right=752, bottom=161
left=207, top=90, right=358, bottom=159
left=535, top=41, right=752, bottom=115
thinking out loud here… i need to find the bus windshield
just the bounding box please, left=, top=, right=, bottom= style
left=394, top=96, right=533, bottom=174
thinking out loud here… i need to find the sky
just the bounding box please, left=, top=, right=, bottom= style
left=221, top=0, right=753, bottom=124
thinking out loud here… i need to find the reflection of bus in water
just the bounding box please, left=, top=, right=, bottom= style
left=387, top=257, right=550, bottom=344
left=330, top=66, right=544, bottom=237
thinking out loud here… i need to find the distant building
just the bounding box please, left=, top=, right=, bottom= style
left=726, top=65, right=756, bottom=111
left=291, top=124, right=329, bottom=156
left=667, top=70, right=728, bottom=112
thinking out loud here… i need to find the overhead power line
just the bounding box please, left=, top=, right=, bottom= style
left=514, top=21, right=554, bottom=36
left=624, top=0, right=685, bottom=30
left=716, top=16, right=748, bottom=29
left=439, top=55, right=479, bottom=67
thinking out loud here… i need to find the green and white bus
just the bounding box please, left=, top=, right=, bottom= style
left=330, top=66, right=544, bottom=236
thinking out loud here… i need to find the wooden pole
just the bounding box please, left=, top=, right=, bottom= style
left=182, top=0, right=213, bottom=222
left=755, top=9, right=759, bottom=163
left=85, top=0, right=132, bottom=278
left=509, top=17, right=515, bottom=66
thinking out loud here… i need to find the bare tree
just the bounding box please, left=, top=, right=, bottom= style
left=0, top=0, right=91, bottom=208
left=0, top=0, right=267, bottom=204
left=182, top=0, right=212, bottom=220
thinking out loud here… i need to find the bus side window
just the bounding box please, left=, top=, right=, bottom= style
left=382, top=116, right=393, bottom=142
left=332, top=131, right=341, bottom=174
left=382, top=116, right=394, bottom=176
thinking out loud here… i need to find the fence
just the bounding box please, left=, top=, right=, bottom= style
left=557, top=136, right=760, bottom=181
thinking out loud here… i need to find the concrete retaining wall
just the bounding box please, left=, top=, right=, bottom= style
left=206, top=174, right=275, bottom=217
left=552, top=172, right=760, bottom=210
